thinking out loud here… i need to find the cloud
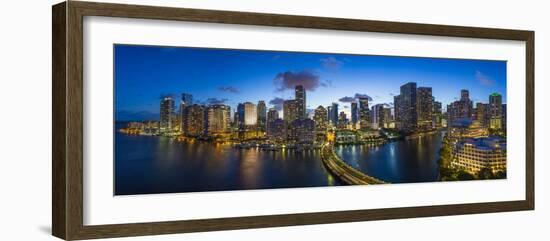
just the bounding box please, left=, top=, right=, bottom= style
left=338, top=93, right=373, bottom=103
left=389, top=93, right=397, bottom=96
left=339, top=96, right=356, bottom=103
left=320, top=57, right=344, bottom=70
left=273, top=70, right=322, bottom=92
left=475, top=70, right=496, bottom=86
left=218, top=86, right=240, bottom=93
left=206, top=98, right=228, bottom=105
left=269, top=97, right=285, bottom=111
left=354, top=93, right=373, bottom=101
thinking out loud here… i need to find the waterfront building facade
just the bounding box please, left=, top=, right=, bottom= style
left=206, top=104, right=231, bottom=134
left=185, top=104, right=205, bottom=136
left=452, top=137, right=507, bottom=173
left=160, top=96, right=175, bottom=134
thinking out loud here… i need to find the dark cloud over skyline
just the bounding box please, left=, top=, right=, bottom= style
left=218, top=86, right=240, bottom=93
left=273, top=70, right=322, bottom=92
left=206, top=97, right=229, bottom=105
left=320, top=57, right=344, bottom=70
left=269, top=97, right=285, bottom=111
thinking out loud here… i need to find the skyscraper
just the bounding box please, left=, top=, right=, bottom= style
left=417, top=87, right=434, bottom=129
left=338, top=111, right=348, bottom=129
left=475, top=102, right=489, bottom=128
left=502, top=103, right=507, bottom=131
left=448, top=89, right=473, bottom=125
left=266, top=108, right=279, bottom=136
left=295, top=85, right=306, bottom=119
left=206, top=105, right=231, bottom=134
left=351, top=102, right=358, bottom=129
left=358, top=97, right=370, bottom=130
left=398, top=82, right=418, bottom=132
left=160, top=96, right=175, bottom=134
left=237, top=103, right=245, bottom=131
left=331, top=102, right=339, bottom=126
left=394, top=95, right=402, bottom=129
left=327, top=105, right=333, bottom=126
left=290, top=118, right=315, bottom=143
left=434, top=101, right=443, bottom=128
left=243, top=102, right=257, bottom=129
left=268, top=118, right=285, bottom=141
left=186, top=104, right=205, bottom=136
left=257, top=100, right=267, bottom=132
left=489, top=93, right=503, bottom=129
left=179, top=93, right=193, bottom=133
left=313, top=105, right=328, bottom=132
left=371, top=104, right=386, bottom=129
left=283, top=100, right=298, bottom=124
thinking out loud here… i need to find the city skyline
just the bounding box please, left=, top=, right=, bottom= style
left=115, top=44, right=506, bottom=121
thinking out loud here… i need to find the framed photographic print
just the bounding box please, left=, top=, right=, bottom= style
left=52, top=1, right=534, bottom=240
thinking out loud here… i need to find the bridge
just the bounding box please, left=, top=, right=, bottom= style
left=321, top=142, right=388, bottom=185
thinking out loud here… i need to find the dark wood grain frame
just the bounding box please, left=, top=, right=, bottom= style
left=52, top=1, right=535, bottom=240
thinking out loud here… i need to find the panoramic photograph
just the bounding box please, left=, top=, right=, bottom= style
left=114, top=44, right=507, bottom=195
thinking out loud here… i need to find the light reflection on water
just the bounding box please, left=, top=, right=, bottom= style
left=115, top=122, right=445, bottom=195
left=115, top=124, right=340, bottom=195
left=335, top=131, right=444, bottom=183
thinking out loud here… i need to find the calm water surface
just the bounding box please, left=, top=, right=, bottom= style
left=335, top=131, right=444, bottom=183
left=115, top=124, right=339, bottom=195
left=115, top=122, right=444, bottom=195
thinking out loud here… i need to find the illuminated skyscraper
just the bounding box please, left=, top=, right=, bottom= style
left=351, top=102, right=358, bottom=128
left=290, top=118, right=315, bottom=143
left=394, top=95, right=402, bottom=129
left=398, top=82, right=418, bottom=132
left=489, top=93, right=503, bottom=129
left=331, top=102, right=339, bottom=126
left=371, top=104, right=386, bottom=129
left=257, top=100, right=267, bottom=132
left=358, top=97, right=370, bottom=130
left=295, top=85, right=306, bottom=119
left=434, top=101, right=443, bottom=128
left=186, top=104, right=205, bottom=136
left=179, top=93, right=193, bottom=132
left=448, top=89, right=473, bottom=126
left=338, top=111, right=348, bottom=129
left=327, top=105, right=333, bottom=125
left=476, top=102, right=490, bottom=128
left=160, top=96, right=175, bottom=134
left=417, top=87, right=433, bottom=129
left=236, top=103, right=245, bottom=131
left=266, top=108, right=279, bottom=136
left=243, top=102, right=257, bottom=129
left=206, top=105, right=231, bottom=134
left=383, top=107, right=392, bottom=128
left=283, top=100, right=298, bottom=124
left=313, top=105, right=328, bottom=131
left=268, top=118, right=285, bottom=141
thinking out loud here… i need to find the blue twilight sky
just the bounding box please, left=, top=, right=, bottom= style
left=114, top=44, right=506, bottom=121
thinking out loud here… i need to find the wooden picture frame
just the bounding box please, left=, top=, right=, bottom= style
left=52, top=1, right=534, bottom=240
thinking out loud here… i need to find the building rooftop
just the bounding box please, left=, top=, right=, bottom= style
left=458, top=136, right=506, bottom=151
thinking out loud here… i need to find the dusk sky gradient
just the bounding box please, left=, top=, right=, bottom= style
left=114, top=44, right=506, bottom=121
